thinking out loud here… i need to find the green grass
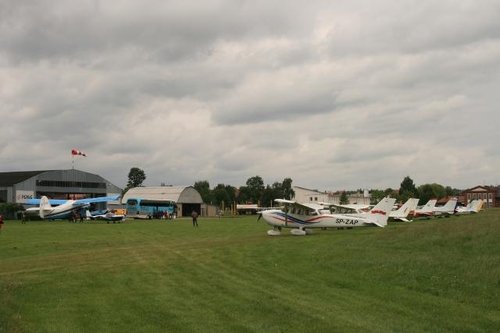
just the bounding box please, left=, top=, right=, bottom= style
left=1, top=211, right=499, bottom=332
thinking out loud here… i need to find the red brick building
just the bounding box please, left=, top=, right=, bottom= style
left=460, top=185, right=500, bottom=208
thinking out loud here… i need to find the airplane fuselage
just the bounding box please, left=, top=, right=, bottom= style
left=26, top=201, right=88, bottom=219
left=261, top=209, right=377, bottom=229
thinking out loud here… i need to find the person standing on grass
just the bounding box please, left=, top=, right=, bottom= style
left=191, top=210, right=199, bottom=227
left=0, top=214, right=4, bottom=234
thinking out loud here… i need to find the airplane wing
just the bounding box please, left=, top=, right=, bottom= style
left=329, top=203, right=356, bottom=212
left=25, top=198, right=69, bottom=205
left=76, top=195, right=120, bottom=204
left=25, top=195, right=120, bottom=206
left=275, top=199, right=296, bottom=205
left=274, top=199, right=323, bottom=211
left=324, top=203, right=368, bottom=214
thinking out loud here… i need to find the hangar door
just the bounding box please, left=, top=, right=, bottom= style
left=182, top=203, right=201, bottom=217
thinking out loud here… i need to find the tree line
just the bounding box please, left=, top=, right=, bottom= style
left=193, top=176, right=295, bottom=208
left=124, top=168, right=462, bottom=207
left=124, top=168, right=294, bottom=207
left=369, top=176, right=461, bottom=205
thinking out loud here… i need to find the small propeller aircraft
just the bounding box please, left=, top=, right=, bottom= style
left=413, top=199, right=437, bottom=218
left=455, top=199, right=484, bottom=215
left=389, top=198, right=419, bottom=222
left=259, top=197, right=396, bottom=236
left=25, top=195, right=120, bottom=220
left=433, top=198, right=458, bottom=216
left=85, top=209, right=126, bottom=223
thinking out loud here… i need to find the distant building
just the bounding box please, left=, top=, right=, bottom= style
left=0, top=169, right=122, bottom=211
left=292, top=186, right=331, bottom=203
left=292, top=186, right=371, bottom=205
left=236, top=204, right=259, bottom=215
left=121, top=186, right=207, bottom=217
left=460, top=185, right=499, bottom=208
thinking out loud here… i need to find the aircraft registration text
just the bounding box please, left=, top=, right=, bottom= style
left=336, top=218, right=359, bottom=225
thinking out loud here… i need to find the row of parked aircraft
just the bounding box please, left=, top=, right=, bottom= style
left=24, top=195, right=484, bottom=235
left=258, top=197, right=484, bottom=236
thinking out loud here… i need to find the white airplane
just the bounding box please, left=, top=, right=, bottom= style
left=85, top=210, right=126, bottom=223
left=25, top=195, right=120, bottom=220
left=455, top=199, right=483, bottom=215
left=259, top=197, right=396, bottom=236
left=433, top=198, right=458, bottom=216
left=389, top=198, right=419, bottom=222
left=413, top=199, right=437, bottom=218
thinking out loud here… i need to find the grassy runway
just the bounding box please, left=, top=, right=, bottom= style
left=1, top=211, right=499, bottom=332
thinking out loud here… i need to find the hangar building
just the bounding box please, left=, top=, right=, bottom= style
left=0, top=169, right=122, bottom=210
left=121, top=186, right=204, bottom=217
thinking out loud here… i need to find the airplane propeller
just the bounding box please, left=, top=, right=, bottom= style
left=284, top=204, right=289, bottom=227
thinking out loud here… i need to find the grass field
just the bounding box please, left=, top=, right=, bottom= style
left=1, top=211, right=499, bottom=332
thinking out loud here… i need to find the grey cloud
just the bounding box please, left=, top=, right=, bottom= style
left=320, top=1, right=500, bottom=57
left=1, top=0, right=316, bottom=64
left=214, top=90, right=336, bottom=125
left=1, top=0, right=499, bottom=190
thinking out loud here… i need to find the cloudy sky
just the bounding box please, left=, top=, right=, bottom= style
left=1, top=0, right=499, bottom=191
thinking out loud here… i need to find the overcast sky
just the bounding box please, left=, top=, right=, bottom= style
left=1, top=0, right=499, bottom=191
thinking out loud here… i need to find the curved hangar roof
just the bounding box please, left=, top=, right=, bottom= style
left=121, top=186, right=203, bottom=204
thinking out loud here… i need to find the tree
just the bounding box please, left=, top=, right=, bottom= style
left=194, top=180, right=212, bottom=204
left=339, top=191, right=349, bottom=205
left=237, top=186, right=250, bottom=204
left=0, top=203, right=24, bottom=219
left=399, top=176, right=418, bottom=201
left=261, top=182, right=282, bottom=207
left=281, top=177, right=294, bottom=200
left=125, top=167, right=146, bottom=193
left=223, top=185, right=236, bottom=206
left=212, top=184, right=236, bottom=207
left=235, top=176, right=293, bottom=205
left=245, top=176, right=265, bottom=204
left=370, top=189, right=386, bottom=205
left=445, top=186, right=461, bottom=196
left=417, top=183, right=446, bottom=205
left=260, top=185, right=274, bottom=208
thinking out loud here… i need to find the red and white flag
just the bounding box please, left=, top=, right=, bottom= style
left=71, top=149, right=87, bottom=157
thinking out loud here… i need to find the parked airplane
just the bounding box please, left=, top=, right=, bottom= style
left=259, top=197, right=396, bottom=236
left=25, top=195, right=120, bottom=220
left=455, top=199, right=484, bottom=215
left=413, top=199, right=437, bottom=218
left=389, top=198, right=419, bottom=222
left=85, top=210, right=125, bottom=223
left=433, top=198, right=458, bottom=216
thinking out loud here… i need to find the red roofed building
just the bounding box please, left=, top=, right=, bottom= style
left=460, top=185, right=499, bottom=208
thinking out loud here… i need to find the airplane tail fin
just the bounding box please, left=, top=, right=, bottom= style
left=392, top=198, right=418, bottom=218
left=368, top=197, right=397, bottom=227
left=467, top=200, right=476, bottom=210
left=39, top=196, right=52, bottom=218
left=407, top=198, right=419, bottom=215
left=420, top=199, right=437, bottom=213
left=443, top=198, right=458, bottom=212
left=472, top=199, right=484, bottom=213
